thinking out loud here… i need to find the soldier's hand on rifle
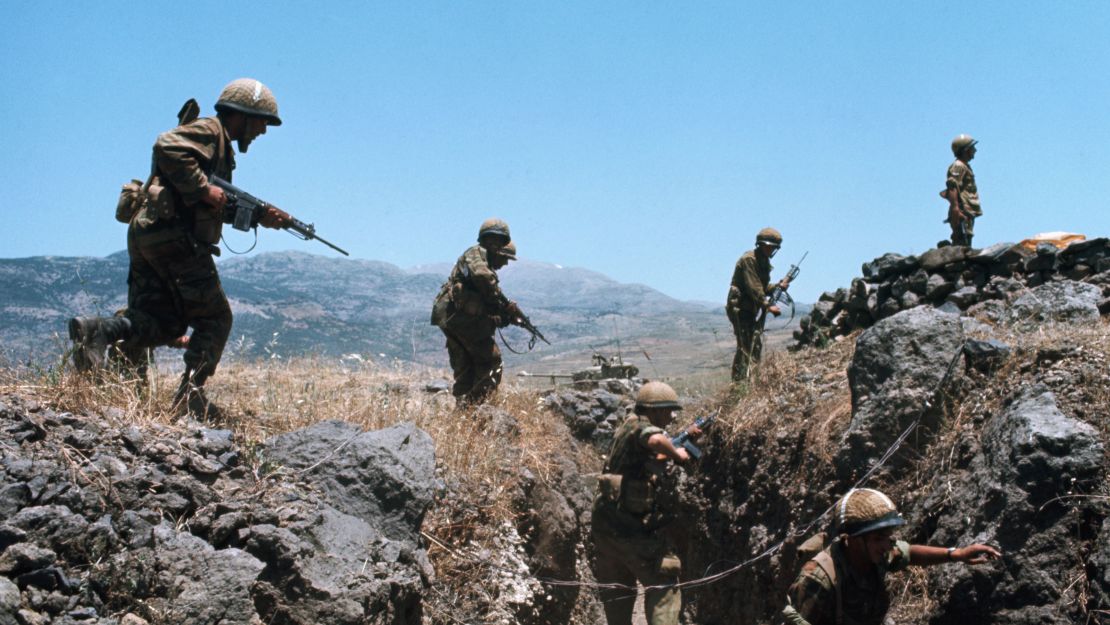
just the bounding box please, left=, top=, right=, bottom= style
left=778, top=278, right=790, bottom=290
left=947, top=205, right=964, bottom=225
left=259, top=206, right=291, bottom=229
left=505, top=301, right=524, bottom=322
left=768, top=304, right=782, bottom=317
left=202, top=184, right=227, bottom=212
left=686, top=424, right=703, bottom=439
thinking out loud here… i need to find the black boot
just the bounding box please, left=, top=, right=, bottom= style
left=68, top=316, right=132, bottom=372
left=172, top=373, right=225, bottom=422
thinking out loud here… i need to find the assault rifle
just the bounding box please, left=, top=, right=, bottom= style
left=671, top=410, right=718, bottom=460
left=759, top=251, right=807, bottom=324
left=212, top=176, right=350, bottom=256
left=505, top=308, right=550, bottom=351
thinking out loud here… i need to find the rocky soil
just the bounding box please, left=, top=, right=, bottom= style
left=0, top=402, right=434, bottom=625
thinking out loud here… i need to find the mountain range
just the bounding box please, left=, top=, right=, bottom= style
left=0, top=251, right=806, bottom=372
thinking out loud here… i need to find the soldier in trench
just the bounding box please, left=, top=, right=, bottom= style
left=782, top=488, right=1001, bottom=625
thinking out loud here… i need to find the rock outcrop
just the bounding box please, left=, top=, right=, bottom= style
left=0, top=398, right=435, bottom=625
left=795, top=239, right=1110, bottom=346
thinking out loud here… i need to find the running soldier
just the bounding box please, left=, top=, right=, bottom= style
left=69, top=78, right=290, bottom=419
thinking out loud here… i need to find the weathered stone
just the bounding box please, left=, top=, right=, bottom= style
left=925, top=273, right=955, bottom=301
left=899, top=291, right=920, bottom=310
left=265, top=421, right=436, bottom=544
left=1007, top=280, right=1101, bottom=325
left=838, top=307, right=964, bottom=479
left=920, top=246, right=970, bottom=271
left=0, top=576, right=20, bottom=625
left=963, top=339, right=1011, bottom=373
left=906, top=269, right=929, bottom=295
left=969, top=242, right=1026, bottom=266
left=946, top=286, right=980, bottom=309
left=983, top=386, right=1103, bottom=505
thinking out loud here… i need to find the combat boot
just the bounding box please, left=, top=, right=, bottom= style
left=68, top=316, right=132, bottom=372
left=172, top=377, right=225, bottom=422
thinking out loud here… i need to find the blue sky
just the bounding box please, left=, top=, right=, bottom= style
left=2, top=1, right=1108, bottom=303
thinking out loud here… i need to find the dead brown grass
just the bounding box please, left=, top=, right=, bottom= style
left=0, top=353, right=572, bottom=624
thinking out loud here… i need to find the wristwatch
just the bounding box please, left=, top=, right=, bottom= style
left=946, top=547, right=956, bottom=560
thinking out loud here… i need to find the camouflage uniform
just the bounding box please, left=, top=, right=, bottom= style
left=726, top=249, right=774, bottom=380
left=945, top=159, right=980, bottom=246
left=123, top=116, right=235, bottom=386
left=783, top=539, right=911, bottom=625
left=430, top=244, right=510, bottom=404
left=591, top=416, right=682, bottom=625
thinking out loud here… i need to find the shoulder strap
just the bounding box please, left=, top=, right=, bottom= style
left=813, top=551, right=843, bottom=625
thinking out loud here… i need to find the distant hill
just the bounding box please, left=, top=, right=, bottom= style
left=0, top=251, right=806, bottom=370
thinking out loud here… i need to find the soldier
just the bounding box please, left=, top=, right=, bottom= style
left=69, top=78, right=290, bottom=419
left=942, top=134, right=981, bottom=247
left=591, top=381, right=702, bottom=625
left=430, top=219, right=522, bottom=406
left=726, top=228, right=788, bottom=381
left=782, top=488, right=1002, bottom=625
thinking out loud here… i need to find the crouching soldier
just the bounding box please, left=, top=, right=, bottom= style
left=591, top=382, right=703, bottom=625
left=431, top=219, right=522, bottom=406
left=783, top=488, right=1001, bottom=625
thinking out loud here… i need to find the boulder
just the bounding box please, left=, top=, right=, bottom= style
left=962, top=339, right=1011, bottom=373
left=925, top=274, right=956, bottom=302
left=920, top=246, right=971, bottom=272
left=0, top=577, right=19, bottom=625
left=1007, top=281, right=1101, bottom=325
left=969, top=242, right=1027, bottom=266
left=923, top=386, right=1104, bottom=625
left=946, top=286, right=980, bottom=309
left=862, top=253, right=918, bottom=281
left=838, top=307, right=964, bottom=478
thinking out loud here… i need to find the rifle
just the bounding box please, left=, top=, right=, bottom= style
left=670, top=410, right=718, bottom=460
left=505, top=308, right=550, bottom=351
left=759, top=251, right=807, bottom=324
left=211, top=175, right=350, bottom=256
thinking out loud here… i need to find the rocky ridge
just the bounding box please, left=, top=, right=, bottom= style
left=794, top=238, right=1110, bottom=347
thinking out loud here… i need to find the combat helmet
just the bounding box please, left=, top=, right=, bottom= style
left=835, top=488, right=905, bottom=536
left=951, top=134, right=978, bottom=157
left=635, top=381, right=682, bottom=411
left=478, top=218, right=511, bottom=244
left=755, top=227, right=783, bottom=247
left=215, top=78, right=282, bottom=126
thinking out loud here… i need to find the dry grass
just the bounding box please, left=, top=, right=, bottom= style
left=0, top=351, right=574, bottom=623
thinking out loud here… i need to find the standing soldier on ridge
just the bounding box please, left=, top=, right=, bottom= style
left=69, top=78, right=290, bottom=419
left=726, top=228, right=788, bottom=381
left=782, top=488, right=1001, bottom=625
left=942, top=134, right=981, bottom=247
left=431, top=219, right=522, bottom=406
left=591, top=381, right=702, bottom=625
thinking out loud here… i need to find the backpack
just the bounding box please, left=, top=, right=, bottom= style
left=114, top=99, right=200, bottom=224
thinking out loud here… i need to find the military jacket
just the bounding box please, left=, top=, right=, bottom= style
left=592, top=416, right=676, bottom=535
left=431, top=244, right=509, bottom=326
left=727, top=249, right=774, bottom=315
left=783, top=539, right=911, bottom=625
left=945, top=159, right=981, bottom=217
left=147, top=116, right=236, bottom=245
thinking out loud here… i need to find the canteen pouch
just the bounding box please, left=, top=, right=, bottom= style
left=619, top=477, right=654, bottom=515
left=146, top=180, right=175, bottom=221
left=657, top=554, right=681, bottom=577
left=115, top=179, right=147, bottom=224
left=597, top=474, right=623, bottom=503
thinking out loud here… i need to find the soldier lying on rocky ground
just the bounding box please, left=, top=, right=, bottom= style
left=783, top=488, right=1002, bottom=625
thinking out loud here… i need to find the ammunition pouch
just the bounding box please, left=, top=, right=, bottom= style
left=191, top=202, right=223, bottom=245
left=597, top=473, right=622, bottom=503
left=619, top=477, right=655, bottom=516
left=450, top=282, right=485, bottom=316
left=657, top=554, right=681, bottom=577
